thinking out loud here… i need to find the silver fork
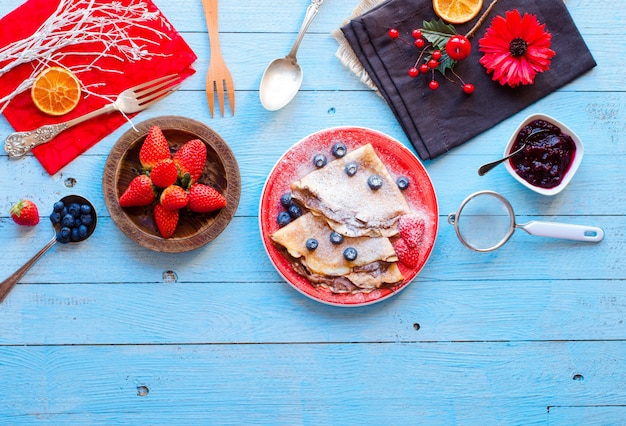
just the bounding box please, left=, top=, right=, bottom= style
left=4, top=74, right=181, bottom=158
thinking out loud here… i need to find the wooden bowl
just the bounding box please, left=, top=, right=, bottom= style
left=102, top=116, right=240, bottom=252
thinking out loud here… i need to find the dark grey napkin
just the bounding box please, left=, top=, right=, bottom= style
left=341, top=0, right=596, bottom=160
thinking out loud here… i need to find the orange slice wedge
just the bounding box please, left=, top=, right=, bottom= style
left=31, top=66, right=81, bottom=116
left=433, top=0, right=483, bottom=24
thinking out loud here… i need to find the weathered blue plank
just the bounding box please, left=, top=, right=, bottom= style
left=0, top=275, right=625, bottom=345
left=0, top=0, right=624, bottom=424
left=1, top=341, right=625, bottom=424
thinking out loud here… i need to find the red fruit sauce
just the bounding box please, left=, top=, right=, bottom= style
left=509, top=119, right=576, bottom=189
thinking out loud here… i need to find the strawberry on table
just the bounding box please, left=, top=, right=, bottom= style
left=119, top=175, right=156, bottom=207
left=160, top=185, right=188, bottom=211
left=10, top=199, right=39, bottom=226
left=187, top=183, right=226, bottom=213
left=173, top=139, right=207, bottom=187
left=154, top=202, right=179, bottom=238
left=140, top=125, right=171, bottom=170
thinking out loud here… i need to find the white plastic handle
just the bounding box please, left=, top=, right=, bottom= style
left=519, top=221, right=604, bottom=243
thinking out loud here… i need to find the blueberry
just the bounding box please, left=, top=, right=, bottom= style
left=80, top=204, right=92, bottom=215
left=68, top=202, right=81, bottom=217
left=62, top=214, right=75, bottom=227
left=396, top=176, right=410, bottom=190
left=280, top=192, right=293, bottom=208
left=331, top=142, right=347, bottom=158
left=53, top=201, right=65, bottom=212
left=57, top=227, right=71, bottom=243
left=80, top=214, right=93, bottom=226
left=313, top=154, right=327, bottom=168
left=277, top=211, right=292, bottom=227
left=49, top=212, right=62, bottom=224
left=75, top=216, right=83, bottom=227
left=70, top=227, right=80, bottom=242
left=329, top=231, right=344, bottom=245
left=368, top=174, right=383, bottom=190
left=288, top=203, right=303, bottom=219
left=345, top=162, right=358, bottom=177
left=343, top=247, right=358, bottom=261
left=305, top=238, right=319, bottom=251
left=78, top=224, right=89, bottom=238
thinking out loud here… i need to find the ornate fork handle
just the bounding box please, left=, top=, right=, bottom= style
left=5, top=124, right=71, bottom=158
left=4, top=103, right=117, bottom=158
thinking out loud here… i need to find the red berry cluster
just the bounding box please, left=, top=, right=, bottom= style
left=388, top=28, right=474, bottom=94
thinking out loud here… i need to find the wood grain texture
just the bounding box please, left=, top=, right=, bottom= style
left=1, top=342, right=626, bottom=424
left=0, top=0, right=624, bottom=424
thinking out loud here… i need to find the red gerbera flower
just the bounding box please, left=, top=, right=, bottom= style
left=478, top=9, right=556, bottom=88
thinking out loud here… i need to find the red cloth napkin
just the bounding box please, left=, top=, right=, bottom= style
left=0, top=0, right=197, bottom=174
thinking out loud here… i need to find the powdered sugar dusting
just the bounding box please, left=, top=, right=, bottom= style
left=260, top=127, right=438, bottom=306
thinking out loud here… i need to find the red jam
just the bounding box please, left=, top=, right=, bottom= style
left=509, top=119, right=576, bottom=189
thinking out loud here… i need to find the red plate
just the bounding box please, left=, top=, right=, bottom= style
left=259, top=127, right=438, bottom=306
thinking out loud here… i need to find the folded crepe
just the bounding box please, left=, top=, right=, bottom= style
left=291, top=143, right=411, bottom=238
left=339, top=0, right=596, bottom=160
left=270, top=213, right=403, bottom=293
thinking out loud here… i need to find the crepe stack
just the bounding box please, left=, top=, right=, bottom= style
left=270, top=143, right=414, bottom=294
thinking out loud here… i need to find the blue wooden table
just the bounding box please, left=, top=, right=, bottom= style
left=1, top=0, right=624, bottom=424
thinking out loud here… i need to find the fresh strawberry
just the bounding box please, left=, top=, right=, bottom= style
left=140, top=126, right=170, bottom=170
left=398, top=213, right=425, bottom=249
left=119, top=175, right=156, bottom=207
left=392, top=237, right=420, bottom=269
left=150, top=158, right=178, bottom=188
left=187, top=183, right=226, bottom=213
left=160, top=185, right=188, bottom=211
left=173, top=139, right=206, bottom=187
left=154, top=202, right=179, bottom=238
left=10, top=199, right=39, bottom=226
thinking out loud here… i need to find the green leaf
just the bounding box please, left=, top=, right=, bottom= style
left=178, top=173, right=192, bottom=190
left=436, top=52, right=456, bottom=74
left=421, top=18, right=456, bottom=50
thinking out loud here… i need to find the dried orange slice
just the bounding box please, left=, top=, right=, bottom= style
left=31, top=66, right=81, bottom=116
left=433, top=0, right=483, bottom=24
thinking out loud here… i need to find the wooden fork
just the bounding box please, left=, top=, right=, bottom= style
left=201, top=0, right=235, bottom=117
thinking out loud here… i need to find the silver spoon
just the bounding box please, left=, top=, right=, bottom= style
left=0, top=195, right=97, bottom=303
left=259, top=0, right=324, bottom=111
left=478, top=129, right=549, bottom=176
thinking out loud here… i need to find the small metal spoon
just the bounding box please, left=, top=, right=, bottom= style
left=0, top=195, right=97, bottom=303
left=259, top=0, right=324, bottom=111
left=478, top=143, right=527, bottom=176
left=478, top=129, right=549, bottom=176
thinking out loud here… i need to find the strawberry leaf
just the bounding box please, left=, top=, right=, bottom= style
left=178, top=173, right=192, bottom=190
